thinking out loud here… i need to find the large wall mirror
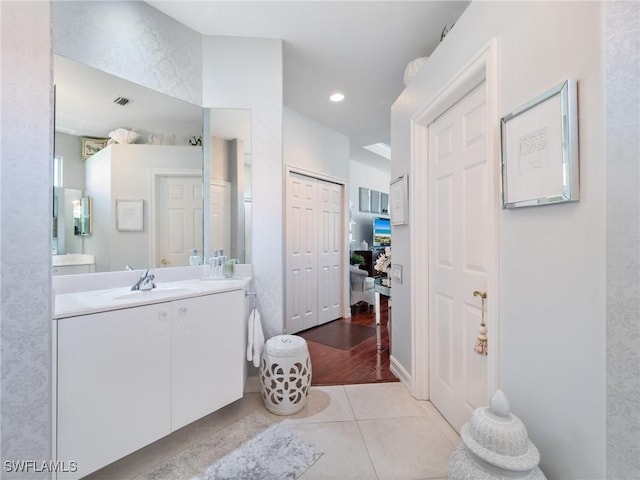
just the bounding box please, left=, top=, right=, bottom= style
left=53, top=55, right=252, bottom=273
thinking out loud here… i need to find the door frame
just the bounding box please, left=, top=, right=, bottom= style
left=284, top=165, right=350, bottom=330
left=410, top=39, right=500, bottom=400
left=149, top=168, right=203, bottom=268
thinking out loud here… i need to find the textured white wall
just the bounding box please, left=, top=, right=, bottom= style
left=202, top=36, right=283, bottom=337
left=283, top=107, right=350, bottom=181
left=605, top=1, right=640, bottom=477
left=0, top=2, right=53, bottom=475
left=392, top=2, right=607, bottom=478
left=53, top=1, right=202, bottom=106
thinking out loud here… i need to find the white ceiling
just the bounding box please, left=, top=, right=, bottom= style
left=55, top=1, right=470, bottom=166
left=146, top=0, right=470, bottom=164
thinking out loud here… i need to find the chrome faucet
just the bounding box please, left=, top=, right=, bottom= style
left=131, top=269, right=156, bottom=291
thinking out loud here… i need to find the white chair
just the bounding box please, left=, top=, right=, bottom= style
left=350, top=266, right=375, bottom=310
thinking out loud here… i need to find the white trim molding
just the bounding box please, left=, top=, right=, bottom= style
left=409, top=38, right=501, bottom=401
left=390, top=355, right=412, bottom=391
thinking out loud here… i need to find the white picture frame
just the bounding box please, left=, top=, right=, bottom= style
left=116, top=199, right=144, bottom=231
left=390, top=174, right=408, bottom=225
left=500, top=79, right=579, bottom=208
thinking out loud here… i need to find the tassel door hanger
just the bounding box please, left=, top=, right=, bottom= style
left=473, top=291, right=488, bottom=356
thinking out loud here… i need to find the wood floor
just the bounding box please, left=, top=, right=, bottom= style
left=300, top=298, right=398, bottom=386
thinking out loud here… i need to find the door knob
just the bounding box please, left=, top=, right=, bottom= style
left=160, top=258, right=170, bottom=266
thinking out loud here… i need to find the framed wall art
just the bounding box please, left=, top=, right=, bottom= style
left=390, top=174, right=408, bottom=225
left=500, top=79, right=579, bottom=208
left=81, top=136, right=109, bottom=159
left=116, top=199, right=144, bottom=231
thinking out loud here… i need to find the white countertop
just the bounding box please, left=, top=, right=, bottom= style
left=54, top=277, right=248, bottom=319
left=53, top=265, right=253, bottom=319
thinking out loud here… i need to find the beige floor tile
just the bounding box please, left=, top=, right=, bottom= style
left=291, top=421, right=378, bottom=479
left=417, top=401, right=461, bottom=447
left=345, top=382, right=429, bottom=420
left=281, top=385, right=356, bottom=424
left=358, top=416, right=457, bottom=480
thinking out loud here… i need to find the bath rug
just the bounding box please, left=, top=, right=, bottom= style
left=136, top=412, right=321, bottom=480
left=199, top=422, right=322, bottom=480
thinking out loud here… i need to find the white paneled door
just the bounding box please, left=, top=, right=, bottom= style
left=286, top=172, right=344, bottom=334
left=156, top=175, right=203, bottom=268
left=428, top=83, right=489, bottom=432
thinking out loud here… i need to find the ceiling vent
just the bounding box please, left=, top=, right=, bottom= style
left=112, top=96, right=131, bottom=106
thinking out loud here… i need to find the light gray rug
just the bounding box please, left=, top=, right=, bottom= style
left=137, top=412, right=322, bottom=480
left=199, top=423, right=322, bottom=480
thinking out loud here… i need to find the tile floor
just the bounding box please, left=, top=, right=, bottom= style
left=88, top=382, right=461, bottom=480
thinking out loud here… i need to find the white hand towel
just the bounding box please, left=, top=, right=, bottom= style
left=252, top=308, right=265, bottom=368
left=246, top=308, right=255, bottom=362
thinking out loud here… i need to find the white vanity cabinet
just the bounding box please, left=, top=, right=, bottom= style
left=57, top=302, right=172, bottom=479
left=55, top=288, right=244, bottom=479
left=171, top=289, right=244, bottom=430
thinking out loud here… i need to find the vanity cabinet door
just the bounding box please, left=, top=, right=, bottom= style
left=57, top=303, right=172, bottom=479
left=171, top=290, right=244, bottom=430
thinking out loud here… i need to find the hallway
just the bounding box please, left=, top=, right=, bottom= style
left=298, top=298, right=398, bottom=386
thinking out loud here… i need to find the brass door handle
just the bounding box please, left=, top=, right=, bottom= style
left=160, top=258, right=170, bottom=266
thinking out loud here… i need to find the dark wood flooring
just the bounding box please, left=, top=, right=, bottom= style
left=300, top=298, right=398, bottom=386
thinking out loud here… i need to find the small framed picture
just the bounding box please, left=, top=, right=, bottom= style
left=116, top=200, right=144, bottom=231
left=81, top=137, right=109, bottom=159
left=390, top=175, right=408, bottom=225
left=500, top=80, right=579, bottom=208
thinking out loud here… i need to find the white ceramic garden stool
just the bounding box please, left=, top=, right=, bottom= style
left=259, top=335, right=312, bottom=415
left=449, top=390, right=547, bottom=479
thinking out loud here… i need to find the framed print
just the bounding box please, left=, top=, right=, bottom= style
left=370, top=190, right=381, bottom=214
left=116, top=200, right=144, bottom=231
left=81, top=136, right=109, bottom=159
left=500, top=79, right=579, bottom=208
left=390, top=174, right=408, bottom=225
left=359, top=187, right=371, bottom=212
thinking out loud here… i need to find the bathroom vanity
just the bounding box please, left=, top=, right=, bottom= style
left=52, top=268, right=249, bottom=479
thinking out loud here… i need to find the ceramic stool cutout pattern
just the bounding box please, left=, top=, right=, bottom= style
left=449, top=390, right=547, bottom=479
left=259, top=335, right=312, bottom=415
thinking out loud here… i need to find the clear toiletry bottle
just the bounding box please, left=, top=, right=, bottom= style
left=189, top=248, right=201, bottom=266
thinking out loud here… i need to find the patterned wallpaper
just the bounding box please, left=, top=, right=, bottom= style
left=606, top=1, right=640, bottom=478
left=52, top=1, right=202, bottom=106
left=0, top=2, right=53, bottom=477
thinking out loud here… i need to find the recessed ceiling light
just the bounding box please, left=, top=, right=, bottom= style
left=329, top=92, right=344, bottom=102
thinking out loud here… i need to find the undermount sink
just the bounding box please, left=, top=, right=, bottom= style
left=91, top=284, right=200, bottom=303
left=111, top=287, right=197, bottom=301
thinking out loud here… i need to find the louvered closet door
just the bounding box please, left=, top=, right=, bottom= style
left=286, top=172, right=344, bottom=334
left=428, top=82, right=489, bottom=432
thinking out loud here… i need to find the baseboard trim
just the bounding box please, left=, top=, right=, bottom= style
left=244, top=375, right=261, bottom=393
left=390, top=355, right=412, bottom=392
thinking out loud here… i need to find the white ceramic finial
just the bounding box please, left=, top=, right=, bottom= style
left=490, top=390, right=511, bottom=417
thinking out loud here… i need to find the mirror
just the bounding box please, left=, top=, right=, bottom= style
left=53, top=55, right=253, bottom=273
left=207, top=108, right=252, bottom=264
left=78, top=196, right=92, bottom=236
left=53, top=54, right=205, bottom=272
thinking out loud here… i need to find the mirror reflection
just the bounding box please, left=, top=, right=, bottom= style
left=53, top=54, right=204, bottom=272
left=207, top=108, right=252, bottom=264
left=53, top=55, right=253, bottom=274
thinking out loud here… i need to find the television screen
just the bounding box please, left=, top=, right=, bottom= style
left=373, top=217, right=391, bottom=247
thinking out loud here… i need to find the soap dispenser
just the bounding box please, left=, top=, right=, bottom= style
left=189, top=248, right=201, bottom=266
